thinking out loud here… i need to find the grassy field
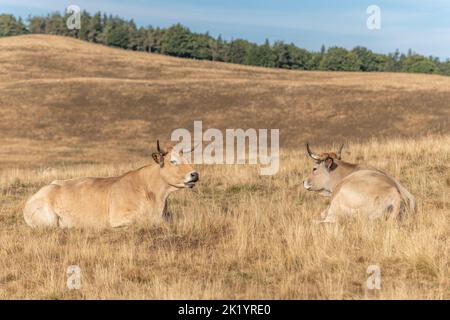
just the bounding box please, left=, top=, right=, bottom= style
left=0, top=35, right=448, bottom=299
left=0, top=136, right=448, bottom=299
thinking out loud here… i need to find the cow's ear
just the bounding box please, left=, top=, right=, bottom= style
left=325, top=157, right=334, bottom=170
left=153, top=153, right=165, bottom=167
left=152, top=152, right=161, bottom=164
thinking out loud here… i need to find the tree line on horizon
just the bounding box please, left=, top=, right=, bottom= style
left=1, top=12, right=449, bottom=76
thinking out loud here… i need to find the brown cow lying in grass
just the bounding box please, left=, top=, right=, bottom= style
left=23, top=141, right=199, bottom=228
left=303, top=143, right=416, bottom=223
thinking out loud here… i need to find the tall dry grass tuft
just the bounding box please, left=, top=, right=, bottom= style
left=0, top=135, right=448, bottom=299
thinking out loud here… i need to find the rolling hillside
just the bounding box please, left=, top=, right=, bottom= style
left=0, top=34, right=449, bottom=168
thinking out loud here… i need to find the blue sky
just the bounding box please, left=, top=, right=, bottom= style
left=1, top=0, right=449, bottom=59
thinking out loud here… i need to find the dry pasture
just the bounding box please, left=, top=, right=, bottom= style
left=0, top=35, right=448, bottom=299
left=0, top=136, right=448, bottom=299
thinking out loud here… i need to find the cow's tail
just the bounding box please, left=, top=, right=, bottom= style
left=394, top=180, right=416, bottom=217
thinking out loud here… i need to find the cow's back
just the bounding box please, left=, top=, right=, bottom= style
left=331, top=169, right=403, bottom=219
left=50, top=176, right=119, bottom=227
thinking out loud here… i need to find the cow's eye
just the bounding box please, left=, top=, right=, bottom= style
left=170, top=160, right=178, bottom=165
left=313, top=167, right=317, bottom=172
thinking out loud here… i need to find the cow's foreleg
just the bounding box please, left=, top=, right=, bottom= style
left=162, top=200, right=172, bottom=221
left=313, top=207, right=337, bottom=224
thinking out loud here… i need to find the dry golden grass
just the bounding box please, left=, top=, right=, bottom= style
left=0, top=136, right=448, bottom=299
left=1, top=35, right=450, bottom=169
left=0, top=35, right=448, bottom=299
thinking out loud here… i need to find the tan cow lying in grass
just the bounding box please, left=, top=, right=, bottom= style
left=303, top=143, right=416, bottom=223
left=23, top=141, right=199, bottom=228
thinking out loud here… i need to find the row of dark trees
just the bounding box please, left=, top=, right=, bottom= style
left=1, top=12, right=449, bottom=75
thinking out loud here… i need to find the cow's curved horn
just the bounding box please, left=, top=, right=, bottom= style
left=157, top=140, right=166, bottom=155
left=336, top=144, right=344, bottom=160
left=306, top=143, right=321, bottom=160
left=156, top=140, right=167, bottom=168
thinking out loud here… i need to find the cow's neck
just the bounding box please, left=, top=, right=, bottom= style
left=329, top=160, right=359, bottom=191
left=138, top=164, right=176, bottom=213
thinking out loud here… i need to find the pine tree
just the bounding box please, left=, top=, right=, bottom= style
left=211, top=34, right=225, bottom=61
left=28, top=15, right=46, bottom=34
left=126, top=19, right=139, bottom=50
left=273, top=41, right=290, bottom=68
left=78, top=11, right=91, bottom=40
left=227, top=39, right=251, bottom=64
left=87, top=12, right=102, bottom=43
left=45, top=13, right=65, bottom=35
left=161, top=24, right=194, bottom=58
left=0, top=14, right=27, bottom=36
left=320, top=47, right=362, bottom=71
